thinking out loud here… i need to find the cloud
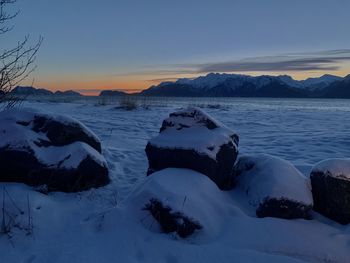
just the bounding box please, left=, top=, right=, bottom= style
left=107, top=69, right=196, bottom=78
left=195, top=50, right=350, bottom=73
left=147, top=77, right=185, bottom=83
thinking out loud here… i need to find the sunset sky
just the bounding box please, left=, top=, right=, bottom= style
left=3, top=0, right=350, bottom=95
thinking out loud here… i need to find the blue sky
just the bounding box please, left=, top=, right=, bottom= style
left=3, top=0, right=350, bottom=93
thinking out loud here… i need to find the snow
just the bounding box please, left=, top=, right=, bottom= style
left=149, top=107, right=237, bottom=159
left=312, top=158, right=350, bottom=179
left=1, top=97, right=350, bottom=262
left=35, top=142, right=106, bottom=169
left=235, top=154, right=313, bottom=206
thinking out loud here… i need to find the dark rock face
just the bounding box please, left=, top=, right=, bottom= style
left=0, top=149, right=109, bottom=192
left=256, top=198, right=312, bottom=219
left=146, top=107, right=239, bottom=190
left=146, top=142, right=237, bottom=189
left=27, top=156, right=109, bottom=192
left=311, top=171, right=350, bottom=224
left=0, top=110, right=109, bottom=192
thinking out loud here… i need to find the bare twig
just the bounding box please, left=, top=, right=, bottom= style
left=26, top=194, right=32, bottom=235
left=1, top=187, right=6, bottom=233
left=0, top=0, right=42, bottom=107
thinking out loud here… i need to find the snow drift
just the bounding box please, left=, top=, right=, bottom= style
left=234, top=154, right=313, bottom=219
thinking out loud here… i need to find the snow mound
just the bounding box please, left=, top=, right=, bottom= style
left=125, top=168, right=232, bottom=239
left=234, top=154, right=313, bottom=219
left=311, top=158, right=350, bottom=180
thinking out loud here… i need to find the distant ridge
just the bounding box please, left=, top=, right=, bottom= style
left=54, top=90, right=82, bottom=96
left=12, top=86, right=54, bottom=96
left=141, top=73, right=350, bottom=98
left=99, top=90, right=127, bottom=96
left=11, top=86, right=82, bottom=96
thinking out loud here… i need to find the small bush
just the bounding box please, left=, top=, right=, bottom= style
left=117, top=96, right=138, bottom=111
left=143, top=198, right=202, bottom=238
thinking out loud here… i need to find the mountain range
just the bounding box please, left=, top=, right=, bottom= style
left=8, top=73, right=350, bottom=98
left=141, top=73, right=350, bottom=98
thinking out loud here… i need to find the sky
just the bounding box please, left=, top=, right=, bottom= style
left=3, top=0, right=350, bottom=94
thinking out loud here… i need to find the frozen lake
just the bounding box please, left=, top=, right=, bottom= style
left=2, top=96, right=350, bottom=263
left=22, top=97, right=350, bottom=199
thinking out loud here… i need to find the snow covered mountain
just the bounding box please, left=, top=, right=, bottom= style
left=317, top=74, right=350, bottom=98
left=141, top=73, right=347, bottom=98
left=277, top=74, right=342, bottom=90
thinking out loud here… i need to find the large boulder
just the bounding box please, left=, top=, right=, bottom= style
left=125, top=168, right=230, bottom=238
left=310, top=159, right=350, bottom=224
left=234, top=154, right=313, bottom=219
left=0, top=109, right=109, bottom=192
left=145, top=107, right=239, bottom=190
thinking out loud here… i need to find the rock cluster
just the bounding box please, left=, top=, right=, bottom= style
left=0, top=109, right=109, bottom=192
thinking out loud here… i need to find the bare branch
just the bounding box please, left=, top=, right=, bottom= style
left=0, top=0, right=42, bottom=107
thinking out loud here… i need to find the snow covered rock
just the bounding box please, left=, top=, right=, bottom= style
left=125, top=168, right=230, bottom=239
left=234, top=154, right=313, bottom=219
left=0, top=109, right=109, bottom=192
left=310, top=159, right=350, bottom=224
left=145, top=107, right=239, bottom=190
left=23, top=111, right=102, bottom=152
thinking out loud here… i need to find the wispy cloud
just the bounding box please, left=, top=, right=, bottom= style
left=146, top=77, right=185, bottom=83
left=195, top=49, right=350, bottom=73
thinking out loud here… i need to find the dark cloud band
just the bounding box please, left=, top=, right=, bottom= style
left=196, top=50, right=350, bottom=73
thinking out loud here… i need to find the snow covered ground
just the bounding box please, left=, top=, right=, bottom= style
left=1, top=97, right=350, bottom=262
